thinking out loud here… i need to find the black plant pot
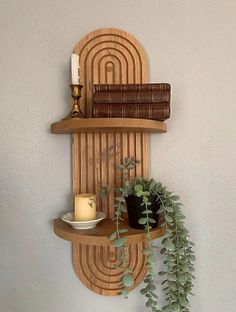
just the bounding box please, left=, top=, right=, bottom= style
left=125, top=195, right=160, bottom=229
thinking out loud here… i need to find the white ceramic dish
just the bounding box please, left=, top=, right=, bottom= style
left=61, top=211, right=106, bottom=230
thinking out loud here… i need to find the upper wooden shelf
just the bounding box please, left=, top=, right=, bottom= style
left=51, top=118, right=167, bottom=134
left=54, top=218, right=165, bottom=246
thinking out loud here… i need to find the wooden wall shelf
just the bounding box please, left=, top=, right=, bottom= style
left=54, top=218, right=165, bottom=246
left=51, top=118, right=167, bottom=134
left=51, top=28, right=167, bottom=296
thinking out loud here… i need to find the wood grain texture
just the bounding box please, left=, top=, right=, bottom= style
left=73, top=28, right=148, bottom=117
left=72, top=242, right=147, bottom=296
left=54, top=218, right=165, bottom=246
left=51, top=118, right=167, bottom=134
left=58, top=28, right=161, bottom=296
left=72, top=28, right=150, bottom=215
left=71, top=131, right=150, bottom=217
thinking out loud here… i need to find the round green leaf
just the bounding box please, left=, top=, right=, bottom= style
left=163, top=239, right=175, bottom=251
left=172, top=303, right=180, bottom=312
left=112, top=237, right=127, bottom=247
left=134, top=184, right=143, bottom=192
left=140, top=288, right=147, bottom=295
left=142, top=209, right=153, bottom=214
left=164, top=206, right=174, bottom=213
left=159, top=271, right=167, bottom=276
left=138, top=218, right=147, bottom=225
left=148, top=217, right=156, bottom=224
left=165, top=215, right=173, bottom=223
left=122, top=275, right=134, bottom=288
left=180, top=297, right=189, bottom=307
left=121, top=289, right=129, bottom=298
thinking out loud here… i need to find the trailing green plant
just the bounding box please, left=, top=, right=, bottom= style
left=109, top=157, right=140, bottom=298
left=109, top=158, right=195, bottom=311
left=136, top=184, right=160, bottom=312
left=156, top=186, right=195, bottom=312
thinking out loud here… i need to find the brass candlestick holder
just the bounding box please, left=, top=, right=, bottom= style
left=63, top=84, right=85, bottom=119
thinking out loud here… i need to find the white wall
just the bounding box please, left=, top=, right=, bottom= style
left=1, top=1, right=236, bottom=311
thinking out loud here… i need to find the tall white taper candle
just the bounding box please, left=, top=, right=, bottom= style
left=71, top=53, right=80, bottom=84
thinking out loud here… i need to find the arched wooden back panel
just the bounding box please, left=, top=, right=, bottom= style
left=71, top=28, right=150, bottom=296
left=74, top=28, right=148, bottom=117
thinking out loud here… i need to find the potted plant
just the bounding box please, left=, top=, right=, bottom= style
left=109, top=157, right=195, bottom=312
left=124, top=177, right=160, bottom=229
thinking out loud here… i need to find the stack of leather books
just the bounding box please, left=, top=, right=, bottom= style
left=92, top=83, right=171, bottom=121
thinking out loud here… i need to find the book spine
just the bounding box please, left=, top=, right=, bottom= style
left=93, top=90, right=170, bottom=104
left=93, top=83, right=171, bottom=92
left=93, top=103, right=170, bottom=121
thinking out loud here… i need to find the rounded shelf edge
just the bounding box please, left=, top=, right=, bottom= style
left=51, top=118, right=167, bottom=134
left=54, top=218, right=165, bottom=246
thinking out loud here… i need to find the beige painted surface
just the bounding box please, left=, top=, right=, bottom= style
left=1, top=0, right=236, bottom=311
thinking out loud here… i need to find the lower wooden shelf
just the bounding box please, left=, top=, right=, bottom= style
left=54, top=218, right=165, bottom=246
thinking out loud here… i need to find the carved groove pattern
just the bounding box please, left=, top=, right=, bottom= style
left=72, top=132, right=149, bottom=217
left=72, top=242, right=147, bottom=296
left=71, top=28, right=150, bottom=296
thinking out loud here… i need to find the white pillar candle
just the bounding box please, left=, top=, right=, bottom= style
left=74, top=193, right=96, bottom=221
left=71, top=53, right=80, bottom=84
